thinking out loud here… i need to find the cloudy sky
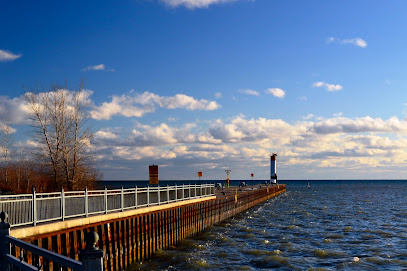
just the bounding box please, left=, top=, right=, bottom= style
left=2, top=0, right=407, bottom=180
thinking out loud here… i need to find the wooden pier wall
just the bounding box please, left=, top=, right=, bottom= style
left=9, top=184, right=285, bottom=271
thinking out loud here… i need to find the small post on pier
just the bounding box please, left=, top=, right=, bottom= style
left=121, top=186, right=124, bottom=212
left=0, top=212, right=10, bottom=271
left=32, top=187, right=37, bottom=226
left=61, top=187, right=65, bottom=221
left=81, top=231, right=104, bottom=271
left=85, top=186, right=89, bottom=217
left=147, top=186, right=150, bottom=207
left=135, top=186, right=138, bottom=208
left=182, top=184, right=185, bottom=199
left=167, top=185, right=170, bottom=203
left=158, top=185, right=161, bottom=205
left=104, top=187, right=108, bottom=214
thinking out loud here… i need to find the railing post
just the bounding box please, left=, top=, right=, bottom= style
left=121, top=186, right=124, bottom=212
left=61, top=187, right=65, bottom=221
left=147, top=186, right=150, bottom=207
left=175, top=184, right=178, bottom=202
left=167, top=185, right=169, bottom=203
left=182, top=184, right=185, bottom=200
left=32, top=187, right=37, bottom=226
left=104, top=187, right=108, bottom=214
left=0, top=212, right=11, bottom=271
left=135, top=186, right=138, bottom=209
left=81, top=231, right=104, bottom=271
left=85, top=186, right=89, bottom=218
left=158, top=186, right=160, bottom=205
left=195, top=184, right=197, bottom=199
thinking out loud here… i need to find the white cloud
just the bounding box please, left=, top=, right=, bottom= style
left=265, top=88, right=285, bottom=98
left=215, top=92, right=222, bottom=99
left=0, top=96, right=31, bottom=124
left=0, top=89, right=94, bottom=126
left=0, top=49, right=22, bottom=62
left=91, top=91, right=221, bottom=120
left=327, top=37, right=335, bottom=43
left=302, top=114, right=314, bottom=120
left=239, top=89, right=259, bottom=96
left=313, top=81, right=342, bottom=92
left=95, top=130, right=119, bottom=140
left=132, top=123, right=178, bottom=146
left=82, top=64, right=114, bottom=72
left=0, top=123, right=16, bottom=134
left=308, top=116, right=407, bottom=134
left=160, top=0, right=237, bottom=9
left=327, top=37, right=367, bottom=48
left=342, top=38, right=367, bottom=48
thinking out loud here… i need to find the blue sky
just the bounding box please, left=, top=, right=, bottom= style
left=2, top=0, right=407, bottom=180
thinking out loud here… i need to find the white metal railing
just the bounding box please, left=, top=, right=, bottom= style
left=0, top=184, right=215, bottom=227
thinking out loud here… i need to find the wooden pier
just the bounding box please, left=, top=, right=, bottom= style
left=8, top=184, right=286, bottom=271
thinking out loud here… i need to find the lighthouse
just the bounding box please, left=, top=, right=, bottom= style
left=270, top=153, right=277, bottom=184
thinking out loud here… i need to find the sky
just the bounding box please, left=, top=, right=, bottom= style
left=2, top=0, right=407, bottom=180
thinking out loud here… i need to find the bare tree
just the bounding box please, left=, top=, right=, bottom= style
left=0, top=122, right=14, bottom=186
left=25, top=81, right=100, bottom=190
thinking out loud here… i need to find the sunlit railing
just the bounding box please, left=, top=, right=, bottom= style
left=0, top=184, right=215, bottom=227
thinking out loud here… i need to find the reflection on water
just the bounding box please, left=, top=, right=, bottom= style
left=128, top=180, right=407, bottom=270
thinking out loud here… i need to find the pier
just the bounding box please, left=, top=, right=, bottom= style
left=1, top=183, right=286, bottom=271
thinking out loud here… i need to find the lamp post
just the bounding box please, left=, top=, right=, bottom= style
left=225, top=170, right=231, bottom=188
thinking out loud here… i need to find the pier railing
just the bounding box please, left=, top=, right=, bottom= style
left=0, top=183, right=215, bottom=228
left=0, top=212, right=104, bottom=271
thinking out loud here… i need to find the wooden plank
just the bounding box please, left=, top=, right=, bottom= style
left=174, top=209, right=178, bottom=245
left=181, top=206, right=185, bottom=240
left=15, top=243, right=20, bottom=263
left=171, top=209, right=177, bottom=246
left=154, top=213, right=158, bottom=251
left=126, top=219, right=131, bottom=267
left=139, top=215, right=144, bottom=261
left=93, top=224, right=103, bottom=270
left=131, top=218, right=136, bottom=262
left=143, top=215, right=147, bottom=261
left=57, top=234, right=62, bottom=270
left=80, top=229, right=86, bottom=252
left=159, top=211, right=162, bottom=249
left=47, top=237, right=54, bottom=270
left=165, top=210, right=169, bottom=249
left=136, top=216, right=140, bottom=262
left=111, top=221, right=118, bottom=271
left=122, top=220, right=128, bottom=270
left=146, top=214, right=150, bottom=259
left=64, top=232, right=70, bottom=257
left=104, top=223, right=112, bottom=271
left=72, top=231, right=78, bottom=262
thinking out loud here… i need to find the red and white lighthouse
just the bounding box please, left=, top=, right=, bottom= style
left=270, top=153, right=277, bottom=184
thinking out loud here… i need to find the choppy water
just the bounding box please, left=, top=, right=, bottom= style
left=128, top=180, right=407, bottom=270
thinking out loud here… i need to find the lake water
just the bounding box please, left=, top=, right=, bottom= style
left=128, top=180, right=407, bottom=270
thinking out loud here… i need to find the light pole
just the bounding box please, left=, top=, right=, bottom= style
left=225, top=170, right=231, bottom=188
